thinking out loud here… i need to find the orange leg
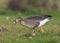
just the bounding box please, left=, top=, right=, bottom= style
left=41, top=27, right=44, bottom=33
left=40, top=27, right=45, bottom=33
left=31, top=29, right=36, bottom=36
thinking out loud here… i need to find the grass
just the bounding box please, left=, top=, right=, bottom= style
left=0, top=9, right=60, bottom=43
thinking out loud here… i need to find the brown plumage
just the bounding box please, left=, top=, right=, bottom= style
left=13, top=15, right=52, bottom=35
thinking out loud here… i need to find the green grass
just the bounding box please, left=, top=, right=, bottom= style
left=0, top=10, right=60, bottom=43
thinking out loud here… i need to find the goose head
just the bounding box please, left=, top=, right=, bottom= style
left=13, top=17, right=23, bottom=24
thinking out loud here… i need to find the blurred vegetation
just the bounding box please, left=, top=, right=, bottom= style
left=0, top=0, right=58, bottom=12
left=0, top=0, right=60, bottom=43
left=0, top=8, right=60, bottom=43
left=8, top=0, right=58, bottom=11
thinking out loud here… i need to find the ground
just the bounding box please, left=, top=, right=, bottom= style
left=0, top=10, right=60, bottom=43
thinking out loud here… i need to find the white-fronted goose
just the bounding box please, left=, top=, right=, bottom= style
left=13, top=15, right=52, bottom=35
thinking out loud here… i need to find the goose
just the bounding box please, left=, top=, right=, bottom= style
left=13, top=15, right=52, bottom=35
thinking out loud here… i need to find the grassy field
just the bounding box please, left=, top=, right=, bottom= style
left=0, top=9, right=60, bottom=43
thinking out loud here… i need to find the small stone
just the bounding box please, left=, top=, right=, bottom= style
left=6, top=16, right=9, bottom=20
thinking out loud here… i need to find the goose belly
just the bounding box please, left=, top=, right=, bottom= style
left=22, top=23, right=34, bottom=28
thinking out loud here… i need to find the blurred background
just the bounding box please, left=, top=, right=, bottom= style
left=0, top=0, right=60, bottom=43
left=0, top=0, right=59, bottom=16
left=0, top=0, right=59, bottom=12
left=0, top=0, right=58, bottom=9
